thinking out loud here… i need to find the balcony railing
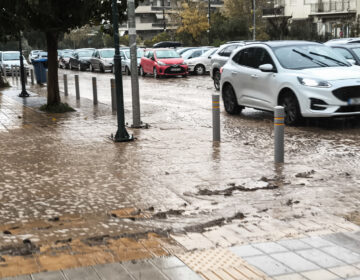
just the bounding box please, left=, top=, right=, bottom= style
left=310, top=0, right=356, bottom=13
left=262, top=0, right=285, bottom=16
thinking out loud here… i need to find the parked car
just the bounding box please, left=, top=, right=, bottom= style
left=185, top=48, right=218, bottom=75
left=220, top=40, right=360, bottom=125
left=139, top=48, right=188, bottom=78
left=34, top=51, right=48, bottom=60
left=177, top=47, right=197, bottom=56
left=90, top=48, right=115, bottom=72
left=120, top=48, right=145, bottom=75
left=0, top=51, right=29, bottom=76
left=69, top=48, right=95, bottom=71
left=58, top=51, right=73, bottom=69
left=211, top=42, right=245, bottom=90
left=326, top=38, right=360, bottom=44
left=28, top=50, right=42, bottom=64
left=181, top=47, right=212, bottom=60
left=325, top=43, right=360, bottom=66
left=153, top=41, right=181, bottom=48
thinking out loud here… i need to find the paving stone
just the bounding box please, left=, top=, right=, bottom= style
left=243, top=255, right=294, bottom=276
left=122, top=260, right=168, bottom=280
left=274, top=274, right=308, bottom=280
left=301, top=269, right=339, bottom=280
left=203, top=230, right=232, bottom=248
left=324, top=233, right=360, bottom=254
left=32, top=271, right=65, bottom=280
left=277, top=239, right=311, bottom=251
left=186, top=233, right=215, bottom=250
left=329, top=265, right=360, bottom=278
left=296, top=248, right=345, bottom=268
left=299, top=237, right=335, bottom=248
left=347, top=277, right=360, bottom=280
left=230, top=245, right=264, bottom=257
left=162, top=266, right=202, bottom=280
left=270, top=251, right=319, bottom=272
left=252, top=242, right=288, bottom=254
left=150, top=256, right=186, bottom=270
left=322, top=246, right=360, bottom=264
left=93, top=263, right=133, bottom=280
left=1, top=276, right=32, bottom=280
left=62, top=267, right=101, bottom=280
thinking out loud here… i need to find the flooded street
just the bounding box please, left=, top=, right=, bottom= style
left=1, top=69, right=360, bottom=253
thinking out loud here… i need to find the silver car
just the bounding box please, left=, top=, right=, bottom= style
left=120, top=48, right=144, bottom=75
left=210, top=42, right=245, bottom=90
left=90, top=48, right=115, bottom=72
left=221, top=41, right=360, bottom=125
left=185, top=48, right=218, bottom=75
left=0, top=51, right=29, bottom=76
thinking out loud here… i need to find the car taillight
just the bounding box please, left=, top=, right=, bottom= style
left=220, top=67, right=223, bottom=74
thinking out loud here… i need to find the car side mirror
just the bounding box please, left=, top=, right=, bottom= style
left=259, top=64, right=274, bottom=72
left=208, top=56, right=212, bottom=59
left=347, top=59, right=356, bottom=65
left=188, top=56, right=192, bottom=59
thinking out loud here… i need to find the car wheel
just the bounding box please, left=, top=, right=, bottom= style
left=182, top=74, right=187, bottom=78
left=140, top=66, right=145, bottom=77
left=194, top=64, right=205, bottom=75
left=125, top=66, right=131, bottom=76
left=279, top=92, right=303, bottom=126
left=153, top=67, right=158, bottom=79
left=222, top=84, right=242, bottom=115
left=100, top=64, right=105, bottom=73
left=213, top=70, right=220, bottom=91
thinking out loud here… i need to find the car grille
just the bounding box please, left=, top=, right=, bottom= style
left=333, top=86, right=360, bottom=102
left=336, top=105, right=360, bottom=113
left=164, top=65, right=186, bottom=74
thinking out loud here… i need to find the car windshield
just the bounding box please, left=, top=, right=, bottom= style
left=201, top=48, right=218, bottom=57
left=181, top=49, right=201, bottom=59
left=62, top=52, right=73, bottom=58
left=78, top=50, right=94, bottom=57
left=39, top=52, right=47, bottom=57
left=156, top=50, right=180, bottom=59
left=124, top=49, right=144, bottom=58
left=3, top=53, right=20, bottom=61
left=274, top=45, right=350, bottom=69
left=351, top=47, right=360, bottom=59
left=100, top=49, right=115, bottom=58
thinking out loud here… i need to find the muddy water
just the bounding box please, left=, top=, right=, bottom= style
left=0, top=70, right=359, bottom=246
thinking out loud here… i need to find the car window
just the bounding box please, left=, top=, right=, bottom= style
left=233, top=48, right=256, bottom=68
left=100, top=49, right=115, bottom=58
left=256, top=48, right=275, bottom=68
left=332, top=47, right=354, bottom=60
left=351, top=47, right=360, bottom=59
left=219, top=45, right=238, bottom=57
left=3, top=53, right=20, bottom=61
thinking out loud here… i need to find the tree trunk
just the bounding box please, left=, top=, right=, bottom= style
left=46, top=32, right=60, bottom=106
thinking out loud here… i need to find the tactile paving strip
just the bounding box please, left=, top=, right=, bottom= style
left=177, top=248, right=272, bottom=280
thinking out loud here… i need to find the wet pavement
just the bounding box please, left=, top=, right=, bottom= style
left=1, top=70, right=360, bottom=278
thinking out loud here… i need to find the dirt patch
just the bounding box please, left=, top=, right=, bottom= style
left=153, top=209, right=185, bottom=219
left=0, top=241, right=39, bottom=256
left=286, top=199, right=300, bottom=206
left=345, top=211, right=360, bottom=226
left=295, top=170, right=315, bottom=178
left=197, top=183, right=278, bottom=197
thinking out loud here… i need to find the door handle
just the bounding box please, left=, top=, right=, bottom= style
left=251, top=74, right=258, bottom=78
left=231, top=71, right=237, bottom=75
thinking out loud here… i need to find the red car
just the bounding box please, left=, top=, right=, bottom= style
left=139, top=48, right=188, bottom=78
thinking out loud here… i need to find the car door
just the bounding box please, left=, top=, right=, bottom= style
left=144, top=51, right=154, bottom=73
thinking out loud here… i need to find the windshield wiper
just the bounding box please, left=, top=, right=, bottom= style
left=309, top=51, right=349, bottom=66
left=292, top=49, right=329, bottom=67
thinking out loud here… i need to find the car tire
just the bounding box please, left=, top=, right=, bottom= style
left=213, top=70, right=220, bottom=91
left=125, top=66, right=131, bottom=76
left=153, top=67, right=158, bottom=79
left=140, top=66, right=145, bottom=76
left=222, top=84, right=242, bottom=115
left=182, top=74, right=187, bottom=78
left=194, top=64, right=205, bottom=75
left=279, top=92, right=304, bottom=126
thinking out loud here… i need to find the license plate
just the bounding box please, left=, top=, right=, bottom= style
left=348, top=98, right=360, bottom=105
left=171, top=68, right=181, bottom=72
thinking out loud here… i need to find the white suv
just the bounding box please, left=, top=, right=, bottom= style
left=220, top=41, right=360, bottom=125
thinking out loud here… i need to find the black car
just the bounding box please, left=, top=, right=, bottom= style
left=69, top=48, right=95, bottom=71
left=325, top=43, right=360, bottom=66
left=153, top=41, right=182, bottom=48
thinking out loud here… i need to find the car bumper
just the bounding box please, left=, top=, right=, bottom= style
left=156, top=65, right=188, bottom=76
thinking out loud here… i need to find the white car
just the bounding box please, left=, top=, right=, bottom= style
left=0, top=51, right=29, bottom=76
left=28, top=50, right=42, bottom=63
left=220, top=41, right=360, bottom=125
left=185, top=48, right=218, bottom=75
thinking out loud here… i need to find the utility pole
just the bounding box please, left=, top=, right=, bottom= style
left=208, top=0, right=211, bottom=44
left=252, top=0, right=256, bottom=40
left=111, top=0, right=133, bottom=142
left=127, top=0, right=142, bottom=128
left=18, top=31, right=29, bottom=98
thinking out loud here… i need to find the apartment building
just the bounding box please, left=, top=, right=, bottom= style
left=120, top=0, right=223, bottom=40
left=263, top=0, right=359, bottom=38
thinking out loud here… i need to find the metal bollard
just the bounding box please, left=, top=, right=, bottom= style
left=11, top=66, right=14, bottom=79
left=75, top=74, right=80, bottom=100
left=274, top=106, right=285, bottom=163
left=110, top=78, right=116, bottom=111
left=92, top=77, right=98, bottom=105
left=30, top=69, right=34, bottom=85
left=63, top=74, right=68, bottom=96
left=212, top=94, right=221, bottom=142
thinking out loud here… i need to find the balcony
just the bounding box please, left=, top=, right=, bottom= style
left=310, top=0, right=356, bottom=14
left=262, top=0, right=286, bottom=17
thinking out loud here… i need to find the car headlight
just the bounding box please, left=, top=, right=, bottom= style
left=297, top=77, right=331, bottom=88
left=157, top=61, right=166, bottom=66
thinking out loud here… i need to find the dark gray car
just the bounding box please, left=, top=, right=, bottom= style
left=89, top=48, right=115, bottom=73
